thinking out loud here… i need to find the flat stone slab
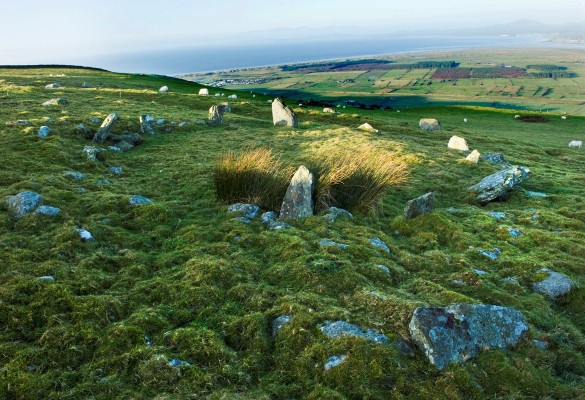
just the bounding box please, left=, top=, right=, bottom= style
left=320, top=320, right=388, bottom=344
left=409, top=304, right=528, bottom=370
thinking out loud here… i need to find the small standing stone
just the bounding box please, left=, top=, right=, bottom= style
left=403, top=192, right=435, bottom=219
left=280, top=165, right=314, bottom=219
left=419, top=118, right=441, bottom=131
left=92, top=113, right=119, bottom=142
left=466, top=150, right=481, bottom=164
left=139, top=114, right=156, bottom=135
left=272, top=98, right=298, bottom=127
left=208, top=104, right=229, bottom=125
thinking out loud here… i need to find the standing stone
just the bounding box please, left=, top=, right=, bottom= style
left=5, top=191, right=43, bottom=218
left=419, top=118, right=441, bottom=131
left=466, top=150, right=481, bottom=164
left=92, top=113, right=119, bottom=142
left=280, top=165, right=314, bottom=219
left=448, top=136, right=469, bottom=151
left=408, top=304, right=528, bottom=370
left=140, top=114, right=156, bottom=135
left=403, top=192, right=435, bottom=219
left=272, top=98, right=298, bottom=127
left=468, top=166, right=530, bottom=204
left=198, top=88, right=209, bottom=95
left=208, top=104, right=230, bottom=125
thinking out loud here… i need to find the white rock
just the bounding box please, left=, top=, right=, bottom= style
left=466, top=150, right=481, bottom=164
left=448, top=135, right=469, bottom=151
left=419, top=118, right=441, bottom=131
left=358, top=123, right=378, bottom=133
left=159, top=86, right=169, bottom=93
left=198, top=88, right=209, bottom=95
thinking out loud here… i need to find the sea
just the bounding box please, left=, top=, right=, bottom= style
left=83, top=35, right=553, bottom=76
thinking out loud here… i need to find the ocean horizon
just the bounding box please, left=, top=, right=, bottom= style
left=80, top=34, right=553, bottom=76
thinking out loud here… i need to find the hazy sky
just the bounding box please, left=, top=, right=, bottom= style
left=1, top=0, right=583, bottom=64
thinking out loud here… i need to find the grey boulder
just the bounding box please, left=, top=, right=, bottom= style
left=468, top=166, right=530, bottom=204
left=272, top=98, right=298, bottom=127
left=33, top=205, right=61, bottom=217
left=320, top=320, right=388, bottom=344
left=280, top=165, right=314, bottom=219
left=404, top=192, right=435, bottom=219
left=5, top=191, right=43, bottom=218
left=532, top=268, right=574, bottom=300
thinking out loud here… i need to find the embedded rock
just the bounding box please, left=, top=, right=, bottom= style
left=369, top=237, right=390, bottom=254
left=75, top=227, right=94, bottom=241
left=482, top=153, right=506, bottom=164
left=38, top=126, right=51, bottom=138
left=227, top=94, right=237, bottom=99
left=468, top=166, right=530, bottom=204
left=324, top=355, right=347, bottom=370
left=261, top=211, right=278, bottom=224
left=448, top=136, right=468, bottom=151
left=83, top=146, right=105, bottom=162
left=403, top=192, right=435, bottom=219
left=45, top=83, right=61, bottom=89
left=64, top=171, right=85, bottom=180
left=117, top=141, right=135, bottom=152
left=42, top=98, right=68, bottom=106
left=139, top=114, right=156, bottom=135
left=323, top=107, right=335, bottom=113
left=272, top=315, right=292, bottom=337
left=33, top=205, right=61, bottom=217
left=129, top=195, right=153, bottom=206
left=92, top=113, right=119, bottom=142
left=279, top=165, right=313, bottom=219
left=111, top=132, right=141, bottom=145
left=108, top=166, right=123, bottom=175
left=409, top=304, right=528, bottom=370
left=319, top=239, right=349, bottom=249
left=532, top=268, right=574, bottom=300
left=5, top=191, right=43, bottom=218
left=525, top=191, right=547, bottom=199
left=419, top=118, right=441, bottom=131
left=320, top=320, right=388, bottom=344
left=477, top=248, right=501, bottom=260
left=465, top=150, right=481, bottom=164
left=358, top=123, right=378, bottom=133
left=323, top=206, right=353, bottom=223
left=272, top=98, right=298, bottom=127
left=227, top=203, right=260, bottom=219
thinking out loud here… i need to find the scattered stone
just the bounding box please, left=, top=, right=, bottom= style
left=448, top=135, right=468, bottom=151
left=108, top=167, right=123, bottom=175
left=5, top=191, right=43, bottom=218
left=45, top=83, right=61, bottom=89
left=482, top=153, right=506, bottom=164
left=267, top=220, right=291, bottom=230
left=532, top=268, right=574, bottom=300
left=227, top=203, right=260, bottom=219
left=42, top=98, right=68, bottom=106
left=208, top=104, right=230, bottom=125
left=90, top=117, right=102, bottom=124
left=568, top=140, right=582, bottom=149
left=419, top=118, right=441, bottom=131
left=227, top=94, right=237, bottom=99
left=473, top=268, right=488, bottom=276
left=477, top=248, right=501, bottom=260
left=452, top=279, right=466, bottom=287
left=214, top=93, right=221, bottom=97
left=198, top=88, right=209, bottom=95
left=323, top=206, right=353, bottom=223
left=267, top=100, right=273, bottom=103
left=33, top=205, right=61, bottom=217
left=96, top=179, right=112, bottom=186
left=408, top=304, right=528, bottom=370
left=156, top=119, right=165, bottom=125
left=323, top=107, right=335, bottom=113
left=280, top=165, right=314, bottom=219
left=232, top=217, right=252, bottom=224
left=320, top=320, right=388, bottom=344
left=468, top=166, right=530, bottom=204
left=463, top=118, right=468, bottom=123
left=117, top=141, right=135, bottom=152
left=64, top=171, right=85, bottom=180
left=195, top=119, right=207, bottom=125
left=508, top=227, right=523, bottom=238
left=532, top=340, right=549, bottom=350
left=37, top=275, right=56, bottom=281
left=324, top=355, right=347, bottom=371
left=8, top=119, right=32, bottom=126
left=178, top=122, right=190, bottom=127
left=159, top=86, right=169, bottom=93
left=75, top=227, right=94, bottom=241
left=139, top=114, right=156, bottom=135
left=370, top=237, right=390, bottom=254
left=111, top=132, right=141, bottom=145
left=319, top=239, right=349, bottom=249
left=466, top=150, right=481, bottom=164
left=108, top=146, right=121, bottom=152
left=525, top=191, right=548, bottom=199
left=561, top=115, right=567, bottom=120
left=168, top=359, right=190, bottom=367
left=83, top=146, right=104, bottom=162
left=488, top=211, right=506, bottom=219
left=376, top=264, right=391, bottom=274
left=37, top=126, right=51, bottom=138
left=394, top=338, right=416, bottom=357
left=403, top=192, right=435, bottom=219
left=129, top=195, right=153, bottom=206
left=74, top=124, right=93, bottom=138
left=358, top=122, right=378, bottom=133
left=261, top=211, right=278, bottom=224
left=92, top=113, right=119, bottom=142
left=502, top=277, right=520, bottom=286
left=81, top=82, right=90, bottom=88
left=272, top=98, right=298, bottom=127
left=272, top=315, right=292, bottom=337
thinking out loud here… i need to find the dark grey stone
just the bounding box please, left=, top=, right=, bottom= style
left=320, top=320, right=388, bottom=344
left=404, top=192, right=435, bottom=219
left=5, top=191, right=43, bottom=218
left=409, top=304, right=528, bottom=369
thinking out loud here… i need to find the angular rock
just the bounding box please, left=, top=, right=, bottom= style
left=139, top=114, right=156, bottom=135
left=33, top=205, right=61, bottom=217
left=319, top=239, right=349, bottom=249
left=272, top=98, right=298, bottom=127
left=403, top=192, right=435, bottom=219
left=5, top=191, right=43, bottom=218
left=466, top=150, right=481, bottom=164
left=320, top=320, right=388, bottom=344
left=83, top=146, right=105, bottom=162
left=280, top=165, right=313, bottom=219
left=111, top=132, right=141, bottom=145
left=468, top=166, right=530, bottom=204
left=92, top=113, right=119, bottom=142
left=37, top=126, right=51, bottom=138
left=42, top=98, right=68, bottom=106
left=477, top=248, right=501, bottom=260
left=324, top=355, right=347, bottom=371
left=358, top=122, right=378, bottom=133
left=482, top=153, right=505, bottom=164
left=271, top=315, right=292, bottom=337
left=267, top=220, right=291, bottom=230
left=75, top=227, right=94, bottom=241
left=419, top=118, right=441, bottom=131
left=129, top=195, right=153, bottom=206
left=227, top=203, right=260, bottom=219
left=323, top=206, right=353, bottom=223
left=448, top=136, right=468, bottom=151
left=408, top=304, right=528, bottom=370
left=532, top=268, right=574, bottom=300
left=198, top=88, right=209, bottom=95
left=370, top=237, right=390, bottom=254
left=260, top=211, right=278, bottom=224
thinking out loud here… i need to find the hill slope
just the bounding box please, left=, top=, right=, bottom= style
left=0, top=67, right=584, bottom=399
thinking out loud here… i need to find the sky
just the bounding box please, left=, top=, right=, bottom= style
left=0, top=0, right=584, bottom=65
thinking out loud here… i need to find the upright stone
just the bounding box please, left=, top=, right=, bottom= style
left=208, top=104, right=229, bottom=125
left=139, top=114, right=155, bottom=135
left=404, top=192, right=435, bottom=219
left=280, top=165, right=314, bottom=219
left=466, top=150, right=481, bottom=164
left=468, top=166, right=530, bottom=204
left=448, top=135, right=469, bottom=151
left=419, top=118, right=441, bottom=131
left=92, top=113, right=119, bottom=142
left=272, top=98, right=298, bottom=127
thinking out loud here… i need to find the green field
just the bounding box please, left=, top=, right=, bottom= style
left=185, top=48, right=585, bottom=115
left=0, top=65, right=584, bottom=399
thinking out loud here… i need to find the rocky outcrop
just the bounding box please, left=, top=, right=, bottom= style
left=272, top=98, right=298, bottom=127
left=280, top=165, right=313, bottom=219
left=5, top=191, right=43, bottom=218
left=419, top=118, right=441, bottom=131
left=92, top=113, right=119, bottom=142
left=409, top=304, right=528, bottom=369
left=403, top=192, right=435, bottom=219
left=468, top=166, right=530, bottom=204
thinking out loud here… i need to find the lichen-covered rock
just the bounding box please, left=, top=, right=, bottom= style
left=33, top=205, right=61, bottom=217
left=129, top=195, right=153, bottom=206
left=358, top=123, right=378, bottom=133
left=369, top=237, right=390, bottom=254
left=320, top=320, right=388, bottom=344
left=267, top=221, right=291, bottom=230
left=83, top=146, right=105, bottom=162
left=448, top=136, right=468, bottom=151
left=228, top=203, right=260, bottom=219
left=280, top=165, right=313, bottom=219
left=272, top=98, right=298, bottom=127
left=466, top=150, right=481, bottom=164
left=140, top=114, right=156, bottom=135
left=419, top=118, right=441, bottom=131
left=208, top=104, right=230, bottom=125
left=468, top=166, right=530, bottom=204
left=271, top=315, right=292, bottom=337
left=117, top=141, right=135, bottom=152
left=42, top=98, right=69, bottom=107
left=92, top=113, right=119, bottom=142
left=532, top=268, right=574, bottom=300
left=482, top=153, right=506, bottom=164
left=5, top=191, right=43, bottom=218
left=409, top=304, right=528, bottom=370
left=403, top=192, right=435, bottom=219
left=260, top=211, right=278, bottom=224
left=38, top=126, right=51, bottom=138
left=322, top=206, right=353, bottom=223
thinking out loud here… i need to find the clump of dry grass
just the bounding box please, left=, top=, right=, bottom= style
left=213, top=147, right=289, bottom=210
left=314, top=144, right=409, bottom=213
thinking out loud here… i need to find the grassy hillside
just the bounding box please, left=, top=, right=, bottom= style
left=0, top=66, right=584, bottom=399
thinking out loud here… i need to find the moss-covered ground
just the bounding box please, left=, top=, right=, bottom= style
left=0, top=66, right=584, bottom=399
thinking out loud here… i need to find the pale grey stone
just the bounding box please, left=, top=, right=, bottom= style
left=261, top=211, right=278, bottom=224
left=64, top=171, right=85, bottom=180
left=466, top=150, right=481, bottom=164
left=448, top=135, right=468, bottom=151
left=228, top=203, right=260, bottom=219
left=140, top=114, right=155, bottom=135
left=33, top=205, right=61, bottom=217
left=108, top=167, right=123, bottom=175
left=5, top=191, right=43, bottom=218
left=370, top=237, right=390, bottom=254
left=532, top=268, right=574, bottom=300
left=83, top=146, right=104, bottom=162
left=42, top=98, right=68, bottom=106
left=75, top=227, right=94, bottom=241
left=468, top=166, right=530, bottom=204
left=324, top=355, right=347, bottom=370
left=272, top=98, right=298, bottom=127
left=419, top=118, right=441, bottom=131
left=92, top=113, right=119, bottom=142
left=320, top=320, right=388, bottom=344
left=404, top=192, right=435, bottom=219
left=280, top=165, right=314, bottom=219
left=319, top=239, right=349, bottom=249
left=129, top=195, right=153, bottom=206
left=38, top=126, right=51, bottom=138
